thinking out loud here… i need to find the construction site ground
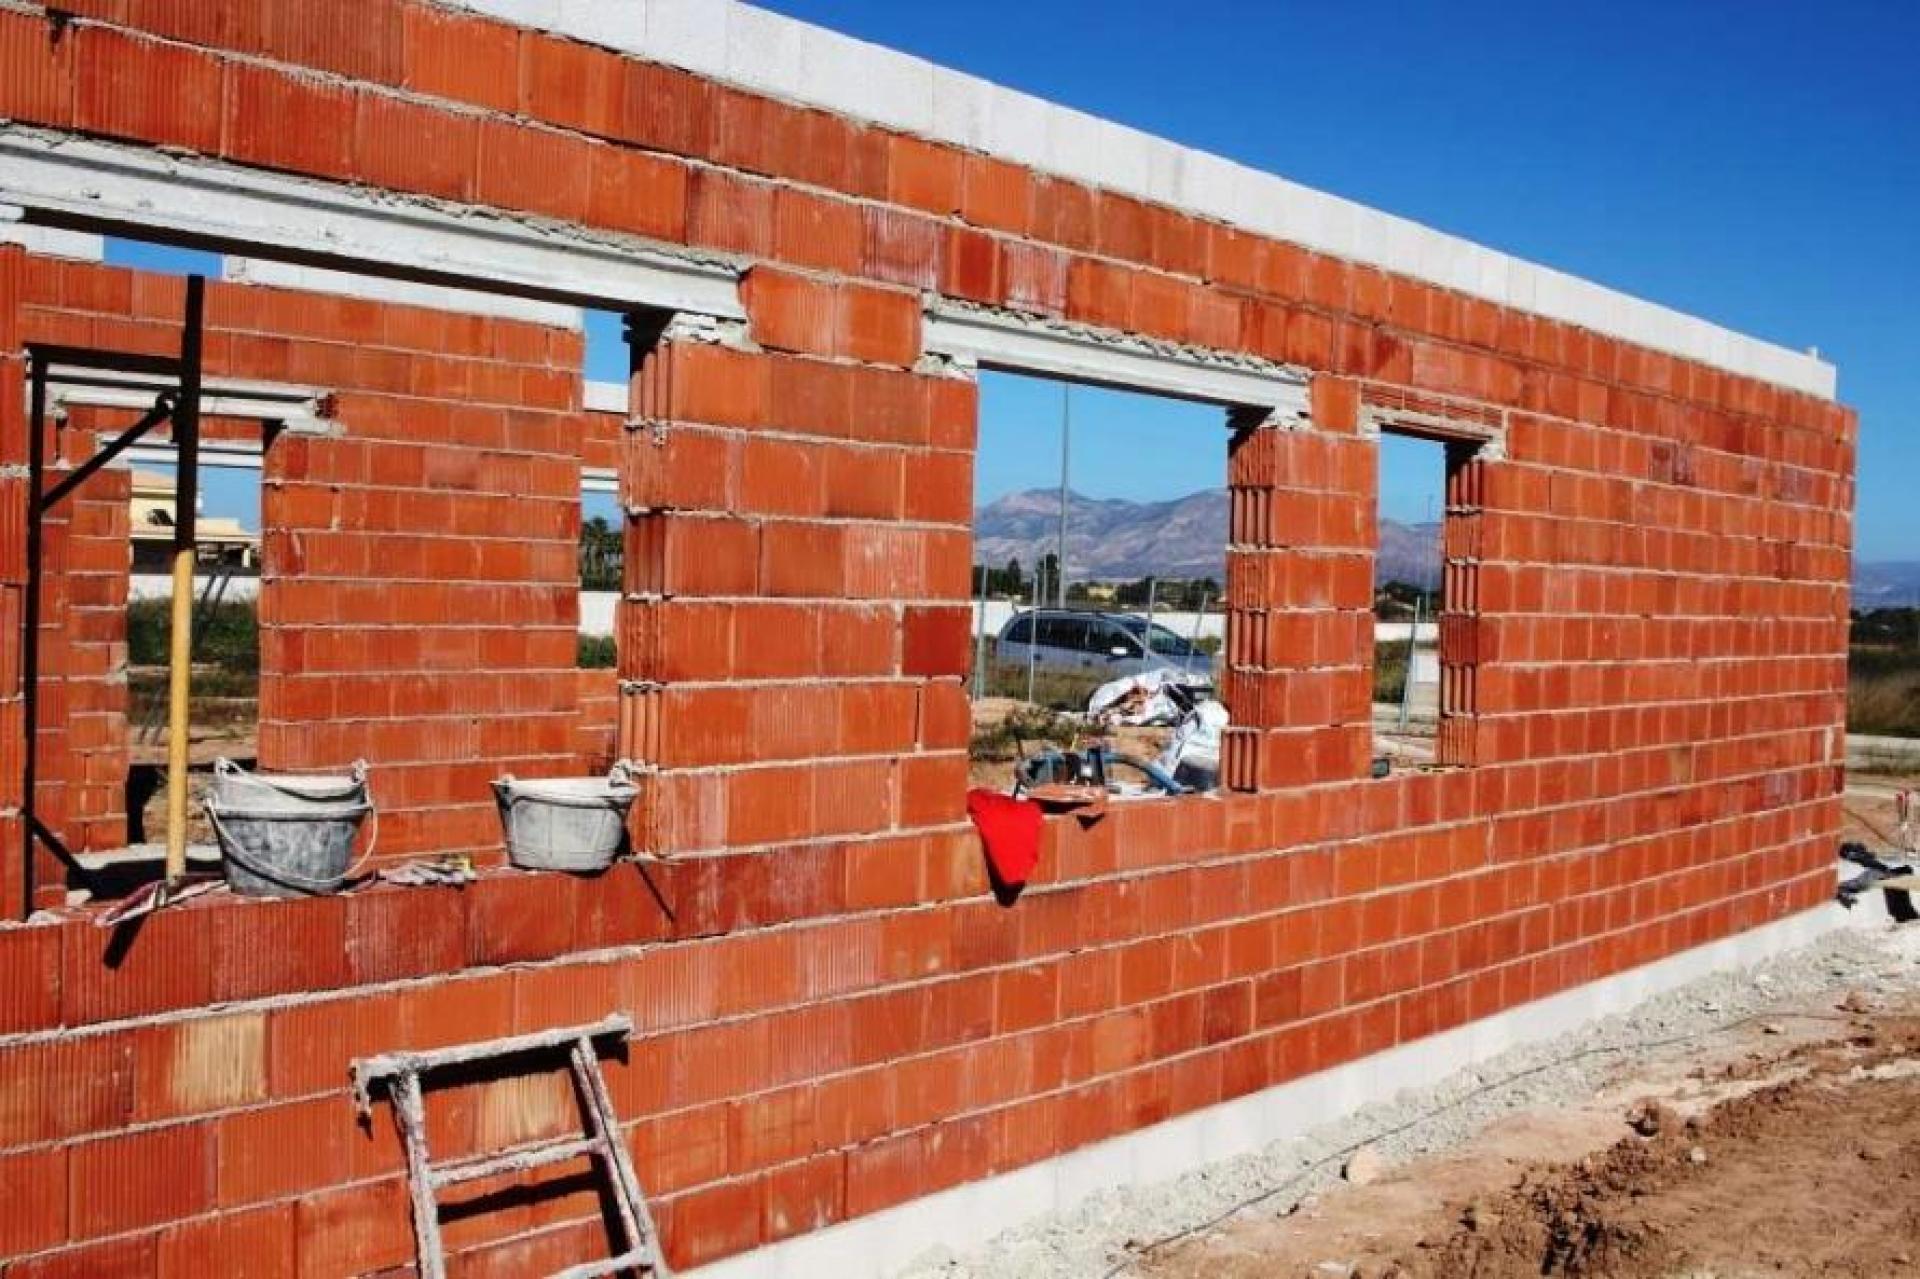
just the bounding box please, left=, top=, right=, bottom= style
left=905, top=918, right=1920, bottom=1279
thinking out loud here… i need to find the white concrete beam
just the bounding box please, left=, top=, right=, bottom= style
left=0, top=129, right=744, bottom=320
left=923, top=301, right=1309, bottom=422
left=223, top=258, right=585, bottom=330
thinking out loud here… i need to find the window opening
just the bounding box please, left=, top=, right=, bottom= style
left=969, top=370, right=1230, bottom=795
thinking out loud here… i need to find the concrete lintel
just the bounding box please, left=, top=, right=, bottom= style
left=0, top=128, right=745, bottom=320
left=46, top=367, right=333, bottom=431
left=583, top=381, right=628, bottom=414
left=223, top=257, right=586, bottom=330
left=923, top=301, right=1311, bottom=423
left=0, top=209, right=104, bottom=262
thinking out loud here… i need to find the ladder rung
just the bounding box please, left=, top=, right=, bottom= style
left=429, top=1135, right=605, bottom=1190
left=550, top=1251, right=657, bottom=1279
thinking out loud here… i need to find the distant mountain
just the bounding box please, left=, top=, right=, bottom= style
left=973, top=488, right=1442, bottom=588
left=976, top=487, right=1920, bottom=605
left=1855, top=561, right=1920, bottom=607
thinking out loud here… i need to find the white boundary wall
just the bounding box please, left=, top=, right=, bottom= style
left=687, top=903, right=1855, bottom=1279
left=450, top=0, right=1835, bottom=400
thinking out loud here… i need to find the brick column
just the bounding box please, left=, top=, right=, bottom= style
left=1436, top=445, right=1485, bottom=766
left=1219, top=409, right=1374, bottom=790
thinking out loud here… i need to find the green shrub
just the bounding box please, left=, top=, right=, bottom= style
left=969, top=703, right=1078, bottom=762
left=1373, top=640, right=1409, bottom=703
left=127, top=596, right=258, bottom=672
left=578, top=634, right=617, bottom=669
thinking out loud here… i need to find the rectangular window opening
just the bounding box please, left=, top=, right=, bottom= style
left=122, top=435, right=265, bottom=854
left=1373, top=427, right=1481, bottom=772
left=578, top=308, right=631, bottom=672
left=969, top=369, right=1231, bottom=797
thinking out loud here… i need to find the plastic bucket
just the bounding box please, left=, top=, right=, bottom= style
left=213, top=758, right=369, bottom=813
left=493, top=764, right=640, bottom=872
left=210, top=799, right=373, bottom=898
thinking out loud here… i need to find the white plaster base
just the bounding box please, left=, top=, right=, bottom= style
left=688, top=902, right=1854, bottom=1279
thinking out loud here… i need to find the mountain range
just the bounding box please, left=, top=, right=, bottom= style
left=973, top=487, right=1443, bottom=587
left=976, top=487, right=1920, bottom=601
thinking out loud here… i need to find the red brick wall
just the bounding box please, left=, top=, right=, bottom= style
left=0, top=2, right=1857, bottom=1274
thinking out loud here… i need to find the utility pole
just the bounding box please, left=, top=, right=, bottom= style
left=1055, top=382, right=1070, bottom=609
left=971, top=565, right=987, bottom=701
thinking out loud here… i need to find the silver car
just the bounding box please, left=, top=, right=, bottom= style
left=994, top=609, right=1214, bottom=683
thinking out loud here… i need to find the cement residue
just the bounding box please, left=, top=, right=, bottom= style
left=897, top=920, right=1920, bottom=1279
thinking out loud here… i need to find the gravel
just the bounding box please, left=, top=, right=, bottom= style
left=897, top=920, right=1920, bottom=1279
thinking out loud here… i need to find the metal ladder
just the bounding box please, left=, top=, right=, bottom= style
left=352, top=1014, right=667, bottom=1279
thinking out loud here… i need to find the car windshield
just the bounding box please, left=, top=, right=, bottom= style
left=1118, top=618, right=1193, bottom=656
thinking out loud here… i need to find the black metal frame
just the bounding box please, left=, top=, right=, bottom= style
left=17, top=276, right=205, bottom=918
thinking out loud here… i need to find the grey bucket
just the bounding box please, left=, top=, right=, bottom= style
left=210, top=799, right=374, bottom=898
left=213, top=757, right=369, bottom=812
left=493, top=762, right=640, bottom=872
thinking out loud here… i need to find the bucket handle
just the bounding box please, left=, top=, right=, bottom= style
left=216, top=756, right=371, bottom=793
left=494, top=760, right=645, bottom=812
left=207, top=801, right=381, bottom=893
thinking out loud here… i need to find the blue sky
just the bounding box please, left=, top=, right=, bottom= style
left=106, top=0, right=1914, bottom=560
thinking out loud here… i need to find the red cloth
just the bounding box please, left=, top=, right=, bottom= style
left=966, top=788, right=1044, bottom=888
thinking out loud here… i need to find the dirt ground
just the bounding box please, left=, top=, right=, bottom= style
left=1846, top=770, right=1919, bottom=854
left=968, top=695, right=1174, bottom=791
left=1144, top=997, right=1920, bottom=1278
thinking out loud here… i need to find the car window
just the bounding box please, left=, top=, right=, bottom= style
left=1036, top=616, right=1089, bottom=650
left=1095, top=623, right=1141, bottom=655
left=1116, top=618, right=1192, bottom=656
left=1005, top=616, right=1033, bottom=643
left=1144, top=623, right=1192, bottom=656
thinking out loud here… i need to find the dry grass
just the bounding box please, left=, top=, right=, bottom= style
left=1851, top=646, right=1920, bottom=738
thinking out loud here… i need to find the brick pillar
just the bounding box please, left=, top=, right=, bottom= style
left=1219, top=415, right=1374, bottom=789
left=1436, top=446, right=1485, bottom=766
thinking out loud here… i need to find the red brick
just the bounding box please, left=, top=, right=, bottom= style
left=70, top=1122, right=215, bottom=1238
left=63, top=905, right=212, bottom=1025
left=742, top=267, right=839, bottom=360
left=587, top=145, right=689, bottom=242
left=763, top=1152, right=845, bottom=1242
left=74, top=26, right=224, bottom=154
left=519, top=31, right=623, bottom=136
left=0, top=7, right=75, bottom=127
left=0, top=918, right=62, bottom=1032
left=222, top=64, right=356, bottom=178
left=961, top=153, right=1033, bottom=234
left=466, top=868, right=580, bottom=965
left=208, top=894, right=348, bottom=1003
left=353, top=92, right=478, bottom=203
left=902, top=606, right=971, bottom=678
left=661, top=1176, right=762, bottom=1270
left=158, top=1202, right=295, bottom=1279
left=292, top=1177, right=413, bottom=1279
left=774, top=188, right=863, bottom=274
left=475, top=120, right=591, bottom=222
left=839, top=283, right=921, bottom=366
left=0, top=1146, right=66, bottom=1254
left=343, top=885, right=468, bottom=984
left=402, top=3, right=520, bottom=113
left=260, top=0, right=402, bottom=84
left=888, top=135, right=962, bottom=214
left=216, top=1097, right=354, bottom=1207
